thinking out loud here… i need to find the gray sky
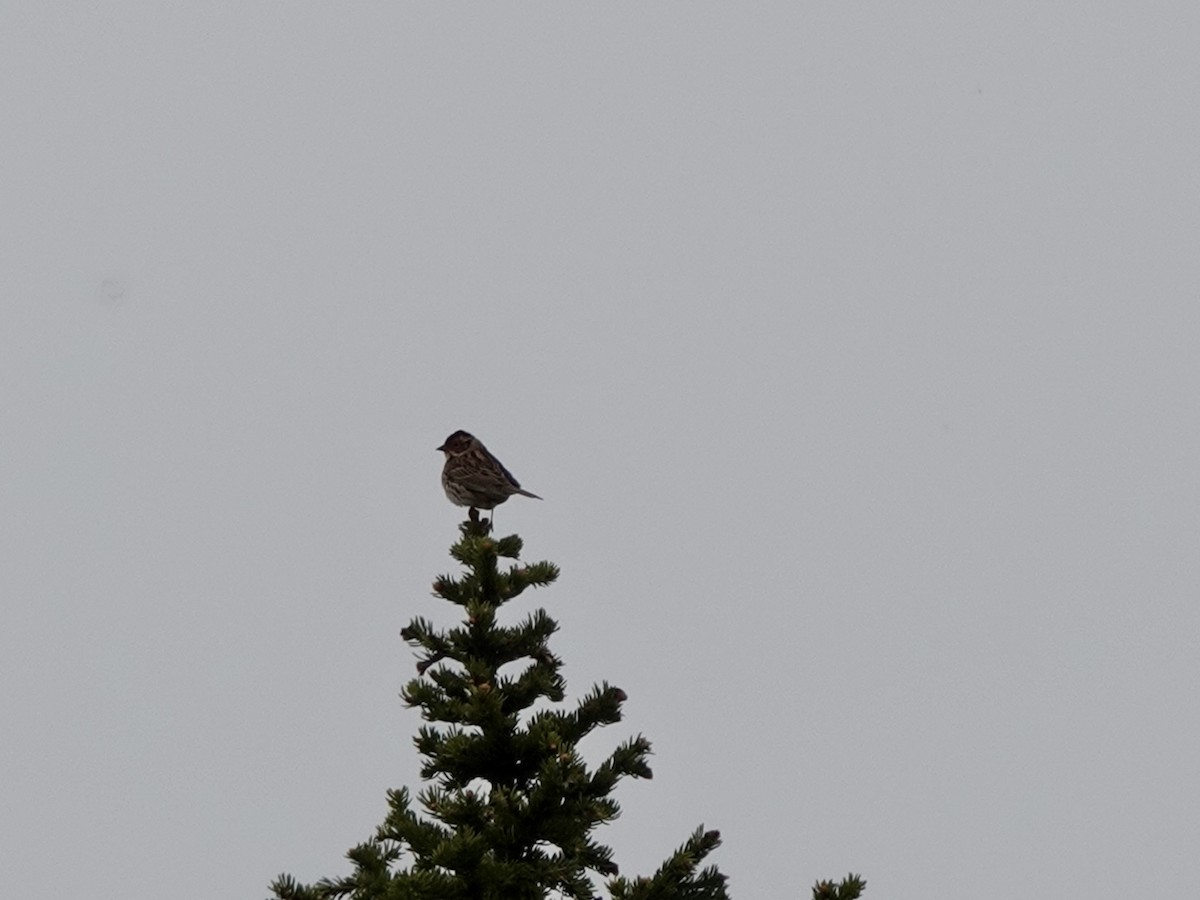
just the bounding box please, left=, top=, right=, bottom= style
left=3, top=5, right=1198, bottom=898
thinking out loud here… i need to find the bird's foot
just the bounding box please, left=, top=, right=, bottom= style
left=467, top=507, right=493, bottom=534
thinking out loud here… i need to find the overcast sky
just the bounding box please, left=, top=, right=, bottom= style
left=3, top=5, right=1198, bottom=899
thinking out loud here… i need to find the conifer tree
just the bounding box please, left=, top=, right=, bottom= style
left=269, top=517, right=727, bottom=899
left=269, top=517, right=866, bottom=899
left=812, top=874, right=867, bottom=900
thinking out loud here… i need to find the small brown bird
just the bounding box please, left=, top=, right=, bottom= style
left=437, top=430, right=542, bottom=514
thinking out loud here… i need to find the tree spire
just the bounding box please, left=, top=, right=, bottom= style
left=270, top=517, right=728, bottom=900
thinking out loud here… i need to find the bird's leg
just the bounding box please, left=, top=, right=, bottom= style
left=466, top=507, right=493, bottom=534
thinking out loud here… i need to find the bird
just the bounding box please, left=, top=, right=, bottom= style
left=437, top=431, right=542, bottom=518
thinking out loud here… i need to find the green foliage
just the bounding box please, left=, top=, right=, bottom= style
left=812, top=874, right=867, bottom=900
left=608, top=828, right=728, bottom=900
left=268, top=518, right=729, bottom=900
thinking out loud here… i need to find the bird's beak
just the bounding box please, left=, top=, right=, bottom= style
left=436, top=444, right=446, bottom=452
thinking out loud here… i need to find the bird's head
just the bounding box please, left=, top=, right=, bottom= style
left=437, top=430, right=476, bottom=456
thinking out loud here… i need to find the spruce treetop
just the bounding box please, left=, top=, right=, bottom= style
left=270, top=518, right=729, bottom=900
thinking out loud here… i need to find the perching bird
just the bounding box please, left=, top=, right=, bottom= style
left=437, top=430, right=542, bottom=514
